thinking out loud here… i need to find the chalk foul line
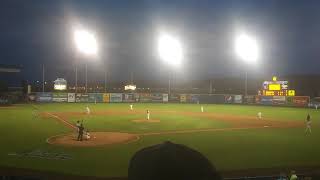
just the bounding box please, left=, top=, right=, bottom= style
left=46, top=112, right=77, bottom=130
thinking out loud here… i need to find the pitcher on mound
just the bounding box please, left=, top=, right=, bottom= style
left=86, top=105, right=91, bottom=115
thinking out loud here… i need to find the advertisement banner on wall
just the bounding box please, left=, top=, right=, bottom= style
left=184, top=94, right=192, bottom=103
left=244, top=95, right=255, bottom=104
left=36, top=92, right=52, bottom=102
left=76, top=94, right=89, bottom=102
left=151, top=93, right=163, bottom=102
left=291, top=96, right=310, bottom=107
left=260, top=96, right=273, bottom=105
left=96, top=93, right=103, bottom=102
left=88, top=93, right=103, bottom=103
left=0, top=96, right=9, bottom=105
left=169, top=94, right=180, bottom=102
left=110, top=93, right=123, bottom=102
left=140, top=93, right=152, bottom=102
left=88, top=93, right=96, bottom=103
left=103, top=93, right=110, bottom=103
left=68, top=93, right=75, bottom=102
left=199, top=94, right=225, bottom=104
left=273, top=96, right=286, bottom=105
left=190, top=94, right=200, bottom=103
left=135, top=93, right=140, bottom=102
left=123, top=94, right=136, bottom=102
left=163, top=94, right=168, bottom=102
left=255, top=96, right=261, bottom=104
left=28, top=93, right=37, bottom=102
left=180, top=94, right=187, bottom=103
left=225, top=95, right=233, bottom=103
left=52, top=93, right=68, bottom=102
left=233, top=95, right=242, bottom=104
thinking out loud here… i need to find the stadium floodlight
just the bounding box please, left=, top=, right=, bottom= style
left=73, top=29, right=98, bottom=93
left=74, top=29, right=98, bottom=56
left=235, top=33, right=259, bottom=63
left=157, top=33, right=183, bottom=66
left=234, top=33, right=260, bottom=96
left=157, top=33, right=183, bottom=95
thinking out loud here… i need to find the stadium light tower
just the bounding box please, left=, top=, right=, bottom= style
left=157, top=33, right=183, bottom=95
left=73, top=29, right=98, bottom=93
left=235, top=33, right=259, bottom=96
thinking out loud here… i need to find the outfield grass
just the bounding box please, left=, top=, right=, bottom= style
left=0, top=103, right=319, bottom=177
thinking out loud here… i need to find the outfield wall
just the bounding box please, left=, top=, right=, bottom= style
left=30, top=92, right=310, bottom=107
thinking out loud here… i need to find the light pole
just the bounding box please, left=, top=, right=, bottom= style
left=42, top=64, right=45, bottom=92
left=157, top=33, right=183, bottom=96
left=73, top=29, right=98, bottom=93
left=235, top=33, right=259, bottom=96
left=104, top=70, right=107, bottom=93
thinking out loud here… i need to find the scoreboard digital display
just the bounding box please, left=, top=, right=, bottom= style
left=262, top=90, right=295, bottom=96
left=268, top=84, right=281, bottom=91
left=260, top=76, right=295, bottom=96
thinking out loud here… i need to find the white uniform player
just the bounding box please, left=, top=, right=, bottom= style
left=305, top=114, right=311, bottom=134
left=130, top=104, right=133, bottom=110
left=32, top=109, right=38, bottom=119
left=315, top=104, right=318, bottom=110
left=147, top=110, right=150, bottom=120
left=86, top=106, right=91, bottom=115
left=85, top=131, right=91, bottom=140
left=257, top=112, right=262, bottom=120
left=201, top=106, right=204, bottom=113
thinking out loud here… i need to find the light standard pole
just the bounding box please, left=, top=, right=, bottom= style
left=75, top=65, right=78, bottom=93
left=85, top=64, right=88, bottom=93
left=104, top=70, right=107, bottom=93
left=42, top=64, right=45, bottom=92
left=157, top=33, right=183, bottom=97
left=235, top=33, right=259, bottom=97
left=168, top=74, right=171, bottom=95
left=245, top=71, right=248, bottom=96
left=73, top=29, right=98, bottom=94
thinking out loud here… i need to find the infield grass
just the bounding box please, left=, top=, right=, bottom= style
left=0, top=103, right=319, bottom=177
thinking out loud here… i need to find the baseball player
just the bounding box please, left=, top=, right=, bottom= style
left=76, top=120, right=81, bottom=131
left=130, top=104, right=133, bottom=110
left=201, top=106, right=204, bottom=113
left=147, top=110, right=150, bottom=120
left=85, top=130, right=91, bottom=140
left=257, top=112, right=262, bottom=120
left=77, top=123, right=84, bottom=141
left=86, top=105, right=91, bottom=115
left=315, top=104, right=318, bottom=110
left=305, top=114, right=312, bottom=134
left=32, top=109, right=38, bottom=119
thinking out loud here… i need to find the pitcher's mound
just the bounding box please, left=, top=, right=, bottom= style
left=47, top=132, right=139, bottom=147
left=132, top=119, right=160, bottom=123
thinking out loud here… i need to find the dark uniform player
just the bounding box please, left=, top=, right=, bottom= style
left=76, top=120, right=81, bottom=132
left=77, top=124, right=84, bottom=141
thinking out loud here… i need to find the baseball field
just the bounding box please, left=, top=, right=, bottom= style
left=0, top=103, right=319, bottom=178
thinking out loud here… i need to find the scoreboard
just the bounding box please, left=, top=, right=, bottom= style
left=262, top=90, right=295, bottom=96
left=260, top=76, right=295, bottom=96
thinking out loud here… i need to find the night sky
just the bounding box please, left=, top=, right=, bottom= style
left=1, top=0, right=320, bottom=85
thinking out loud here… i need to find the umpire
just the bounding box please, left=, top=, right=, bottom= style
left=77, top=123, right=84, bottom=141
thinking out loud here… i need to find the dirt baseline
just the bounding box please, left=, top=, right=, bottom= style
left=47, top=132, right=139, bottom=147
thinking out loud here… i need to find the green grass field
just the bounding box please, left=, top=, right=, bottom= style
left=0, top=103, right=319, bottom=177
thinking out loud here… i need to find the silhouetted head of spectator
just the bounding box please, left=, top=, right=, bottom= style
left=128, top=141, right=221, bottom=180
